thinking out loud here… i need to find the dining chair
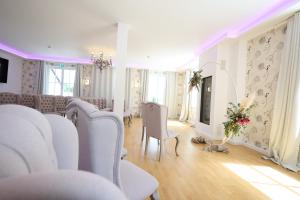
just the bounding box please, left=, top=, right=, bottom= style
left=143, top=102, right=179, bottom=161
left=140, top=102, right=147, bottom=141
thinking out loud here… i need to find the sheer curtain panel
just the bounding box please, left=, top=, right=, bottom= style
left=268, top=12, right=300, bottom=172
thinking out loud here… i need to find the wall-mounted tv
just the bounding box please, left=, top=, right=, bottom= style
left=0, top=57, right=9, bottom=83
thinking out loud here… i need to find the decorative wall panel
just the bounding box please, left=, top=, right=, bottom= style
left=22, top=60, right=42, bottom=94
left=244, top=24, right=287, bottom=151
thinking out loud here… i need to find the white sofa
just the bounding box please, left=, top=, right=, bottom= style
left=66, top=99, right=159, bottom=200
left=0, top=104, right=127, bottom=200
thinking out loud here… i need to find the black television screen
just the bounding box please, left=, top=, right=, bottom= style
left=0, top=57, right=9, bottom=83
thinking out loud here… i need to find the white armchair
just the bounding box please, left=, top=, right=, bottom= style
left=143, top=102, right=179, bottom=161
left=0, top=104, right=127, bottom=200
left=66, top=99, right=160, bottom=200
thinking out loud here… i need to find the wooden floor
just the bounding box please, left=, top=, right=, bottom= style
left=124, top=118, right=300, bottom=200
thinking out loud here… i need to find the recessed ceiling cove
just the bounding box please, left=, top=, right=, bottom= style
left=0, top=0, right=298, bottom=70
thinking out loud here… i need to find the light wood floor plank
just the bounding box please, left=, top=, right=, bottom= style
left=124, top=118, right=300, bottom=200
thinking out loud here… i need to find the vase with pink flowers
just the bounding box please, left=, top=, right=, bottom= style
left=221, top=99, right=255, bottom=145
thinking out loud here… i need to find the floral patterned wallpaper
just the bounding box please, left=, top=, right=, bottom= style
left=22, top=60, right=42, bottom=94
left=127, top=68, right=143, bottom=116
left=243, top=24, right=287, bottom=151
left=176, top=72, right=185, bottom=118
left=80, top=64, right=94, bottom=97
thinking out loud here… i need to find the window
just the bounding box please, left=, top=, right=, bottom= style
left=147, top=71, right=166, bottom=104
left=44, top=63, right=76, bottom=96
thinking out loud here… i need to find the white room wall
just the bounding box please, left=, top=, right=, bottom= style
left=194, top=17, right=288, bottom=155
left=0, top=50, right=23, bottom=93
left=195, top=39, right=242, bottom=140
left=195, top=46, right=218, bottom=139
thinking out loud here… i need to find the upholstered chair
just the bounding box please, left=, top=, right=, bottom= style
left=140, top=102, right=147, bottom=141
left=20, top=94, right=37, bottom=108
left=66, top=99, right=160, bottom=200
left=0, top=104, right=127, bottom=200
left=0, top=92, right=20, bottom=105
left=54, top=96, right=67, bottom=116
left=144, top=102, right=179, bottom=161
left=100, top=99, right=113, bottom=112
left=37, top=95, right=56, bottom=113
left=124, top=101, right=133, bottom=126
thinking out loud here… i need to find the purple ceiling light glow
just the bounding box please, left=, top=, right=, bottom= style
left=194, top=32, right=228, bottom=55
left=28, top=54, right=91, bottom=64
left=0, top=0, right=298, bottom=65
left=0, top=42, right=29, bottom=58
left=228, top=0, right=298, bottom=37
left=194, top=0, right=298, bottom=59
left=0, top=42, right=91, bottom=64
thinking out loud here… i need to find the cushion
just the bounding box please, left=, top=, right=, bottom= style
left=0, top=105, right=58, bottom=168
left=120, top=160, right=158, bottom=200
left=0, top=114, right=57, bottom=179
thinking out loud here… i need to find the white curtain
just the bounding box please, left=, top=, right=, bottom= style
left=124, top=68, right=149, bottom=116
left=37, top=61, right=44, bottom=94
left=179, top=70, right=191, bottom=121
left=73, top=64, right=81, bottom=97
left=146, top=71, right=181, bottom=119
left=93, top=67, right=114, bottom=106
left=125, top=68, right=132, bottom=109
left=147, top=71, right=167, bottom=104
left=179, top=70, right=198, bottom=123
left=140, top=69, right=149, bottom=102
left=268, top=12, right=300, bottom=172
left=165, top=72, right=179, bottom=119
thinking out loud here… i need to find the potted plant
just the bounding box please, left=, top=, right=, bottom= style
left=204, top=95, right=255, bottom=152
left=221, top=96, right=255, bottom=145
left=188, top=70, right=203, bottom=92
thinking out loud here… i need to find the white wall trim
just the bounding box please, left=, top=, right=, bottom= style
left=242, top=142, right=269, bottom=156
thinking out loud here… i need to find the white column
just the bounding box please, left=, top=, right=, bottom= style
left=113, top=22, right=129, bottom=118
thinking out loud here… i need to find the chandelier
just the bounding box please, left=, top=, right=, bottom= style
left=91, top=53, right=112, bottom=71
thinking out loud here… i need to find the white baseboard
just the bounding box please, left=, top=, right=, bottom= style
left=242, top=142, right=269, bottom=156
left=194, top=129, right=224, bottom=140
left=194, top=127, right=270, bottom=155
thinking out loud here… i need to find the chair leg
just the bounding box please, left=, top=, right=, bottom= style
left=158, top=139, right=162, bottom=161
left=145, top=135, right=149, bottom=155
left=175, top=136, right=179, bottom=156
left=141, top=126, right=145, bottom=142
left=128, top=114, right=132, bottom=126
left=150, top=190, right=160, bottom=200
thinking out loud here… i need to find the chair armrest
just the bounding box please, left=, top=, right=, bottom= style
left=0, top=170, right=127, bottom=200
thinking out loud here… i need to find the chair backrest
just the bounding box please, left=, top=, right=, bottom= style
left=66, top=99, right=123, bottom=187
left=45, top=114, right=78, bottom=170
left=144, top=102, right=168, bottom=140
left=140, top=102, right=146, bottom=126
left=100, top=99, right=106, bottom=109
left=54, top=96, right=67, bottom=113
left=38, top=95, right=56, bottom=113
left=0, top=92, right=20, bottom=105
left=20, top=94, right=37, bottom=108
left=0, top=105, right=58, bottom=179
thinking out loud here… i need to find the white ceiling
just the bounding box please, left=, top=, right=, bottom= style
left=0, top=0, right=298, bottom=70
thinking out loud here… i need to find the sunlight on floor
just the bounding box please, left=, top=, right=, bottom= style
left=223, top=163, right=300, bottom=200
left=167, top=120, right=186, bottom=128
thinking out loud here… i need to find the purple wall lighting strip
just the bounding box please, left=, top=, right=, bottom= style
left=228, top=0, right=298, bottom=37
left=0, top=42, right=91, bottom=64
left=194, top=0, right=298, bottom=57
left=0, top=0, right=298, bottom=64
